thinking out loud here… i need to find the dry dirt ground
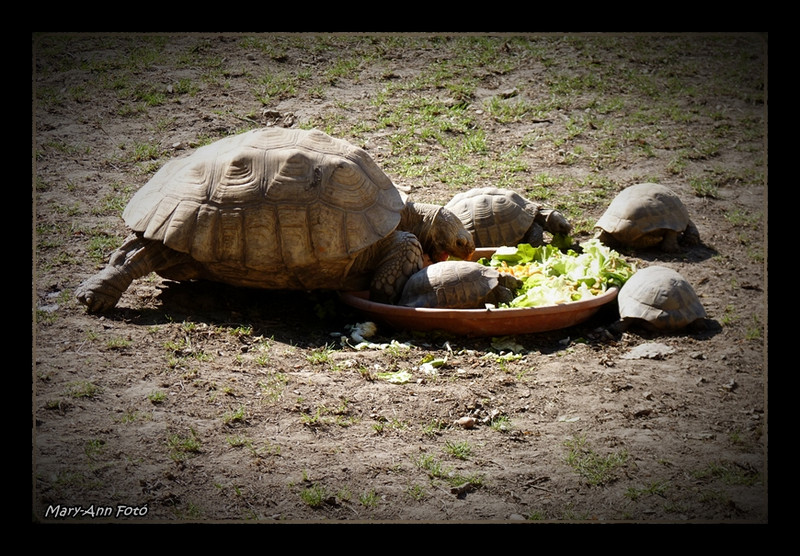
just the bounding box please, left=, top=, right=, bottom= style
left=32, top=33, right=768, bottom=525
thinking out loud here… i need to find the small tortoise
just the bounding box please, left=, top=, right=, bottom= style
left=76, top=128, right=474, bottom=311
left=616, top=265, right=707, bottom=331
left=445, top=187, right=572, bottom=248
left=398, top=261, right=522, bottom=309
left=595, top=183, right=700, bottom=252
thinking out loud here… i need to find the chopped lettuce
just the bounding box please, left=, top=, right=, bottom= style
left=480, top=239, right=635, bottom=308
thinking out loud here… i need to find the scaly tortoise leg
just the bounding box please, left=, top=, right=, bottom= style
left=76, top=234, right=192, bottom=312
left=369, top=231, right=424, bottom=305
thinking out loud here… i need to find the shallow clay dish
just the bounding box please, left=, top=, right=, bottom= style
left=338, top=248, right=619, bottom=336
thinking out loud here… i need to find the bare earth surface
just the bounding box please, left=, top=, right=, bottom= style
left=32, top=33, right=768, bottom=524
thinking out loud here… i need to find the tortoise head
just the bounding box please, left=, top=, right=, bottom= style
left=423, top=206, right=476, bottom=263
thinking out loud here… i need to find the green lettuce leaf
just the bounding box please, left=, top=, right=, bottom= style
left=481, top=240, right=635, bottom=308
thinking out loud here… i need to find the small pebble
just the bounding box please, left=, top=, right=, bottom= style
left=455, top=416, right=476, bottom=429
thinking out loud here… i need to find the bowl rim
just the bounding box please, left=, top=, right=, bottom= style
left=338, top=285, right=619, bottom=319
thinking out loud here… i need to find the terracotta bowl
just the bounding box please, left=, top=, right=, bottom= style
left=338, top=248, right=619, bottom=337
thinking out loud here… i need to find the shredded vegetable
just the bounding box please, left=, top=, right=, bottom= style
left=478, top=239, right=635, bottom=308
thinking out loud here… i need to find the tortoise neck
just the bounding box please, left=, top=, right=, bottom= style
left=400, top=202, right=441, bottom=245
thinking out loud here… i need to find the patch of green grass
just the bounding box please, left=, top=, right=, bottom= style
left=693, top=461, right=762, bottom=487
left=688, top=175, right=721, bottom=198
left=163, top=336, right=212, bottom=363
left=356, top=364, right=376, bottom=382
left=414, top=453, right=484, bottom=489
left=35, top=85, right=67, bottom=109
left=227, top=435, right=281, bottom=460
left=84, top=438, right=106, bottom=460
left=421, top=419, right=448, bottom=437
left=564, top=435, right=629, bottom=486
left=306, top=343, right=336, bottom=366
left=50, top=201, right=82, bottom=218
left=105, top=336, right=131, bottom=350
left=86, top=233, right=122, bottom=264
left=65, top=380, right=101, bottom=399
left=299, top=483, right=329, bottom=507
left=625, top=480, right=670, bottom=501
left=35, top=308, right=58, bottom=325
left=227, top=435, right=251, bottom=448
left=251, top=337, right=274, bottom=367
left=131, top=83, right=166, bottom=107
left=724, top=208, right=762, bottom=228
left=239, top=36, right=290, bottom=60
left=325, top=57, right=363, bottom=84
left=39, top=139, right=90, bottom=157
left=406, top=484, right=427, bottom=501
left=444, top=440, right=472, bottom=460
left=370, top=91, right=487, bottom=188
left=166, top=429, right=202, bottom=461
left=227, top=325, right=253, bottom=338
left=728, top=429, right=745, bottom=446
left=359, top=489, right=380, bottom=508
left=124, top=140, right=163, bottom=163
left=666, top=153, right=689, bottom=175
left=484, top=95, right=544, bottom=124
left=414, top=454, right=446, bottom=479
left=745, top=314, right=763, bottom=340
left=301, top=400, right=356, bottom=427
left=172, top=77, right=200, bottom=96
left=548, top=71, right=606, bottom=101
left=489, top=414, right=512, bottom=433
left=116, top=409, right=144, bottom=424
left=222, top=405, right=247, bottom=426
left=719, top=304, right=737, bottom=326
left=91, top=191, right=130, bottom=216
left=148, top=391, right=167, bottom=404
left=253, top=70, right=306, bottom=105
left=372, top=417, right=408, bottom=434
left=257, top=372, right=288, bottom=403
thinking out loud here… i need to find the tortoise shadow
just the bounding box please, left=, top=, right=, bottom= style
left=107, top=280, right=358, bottom=348
left=619, top=241, right=719, bottom=264
left=100, top=272, right=724, bottom=353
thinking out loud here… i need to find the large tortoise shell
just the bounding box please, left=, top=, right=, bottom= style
left=122, top=127, right=405, bottom=289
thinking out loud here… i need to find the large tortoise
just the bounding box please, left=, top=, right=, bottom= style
left=616, top=265, right=707, bottom=331
left=398, top=261, right=522, bottom=309
left=76, top=127, right=475, bottom=312
left=445, top=187, right=572, bottom=248
left=595, top=183, right=700, bottom=252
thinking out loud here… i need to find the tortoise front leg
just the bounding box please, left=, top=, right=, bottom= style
left=521, top=222, right=545, bottom=247
left=76, top=233, right=190, bottom=312
left=681, top=220, right=701, bottom=247
left=369, top=231, right=424, bottom=305
left=659, top=230, right=681, bottom=252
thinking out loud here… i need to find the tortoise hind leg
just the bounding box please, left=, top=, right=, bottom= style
left=76, top=233, right=193, bottom=312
